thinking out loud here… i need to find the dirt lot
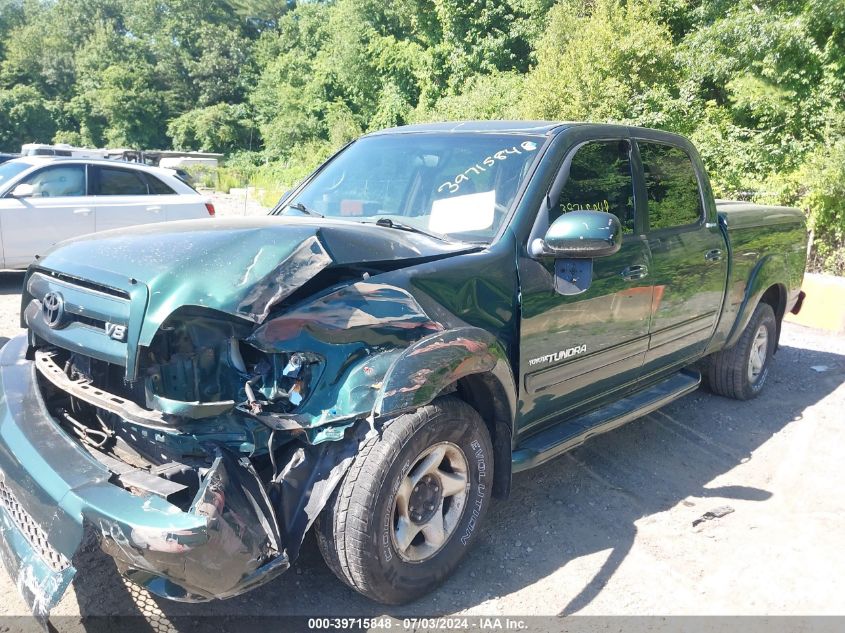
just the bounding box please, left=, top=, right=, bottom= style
left=0, top=259, right=843, bottom=626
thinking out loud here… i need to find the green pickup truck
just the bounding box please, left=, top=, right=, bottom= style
left=0, top=122, right=807, bottom=615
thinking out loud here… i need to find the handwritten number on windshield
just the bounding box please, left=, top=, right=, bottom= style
left=438, top=141, right=538, bottom=194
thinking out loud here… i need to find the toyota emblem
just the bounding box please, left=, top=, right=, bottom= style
left=42, top=292, right=66, bottom=329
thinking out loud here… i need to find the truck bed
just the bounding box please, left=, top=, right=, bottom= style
left=712, top=199, right=807, bottom=350
left=716, top=199, right=805, bottom=229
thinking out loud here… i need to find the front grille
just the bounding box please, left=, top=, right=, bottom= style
left=34, top=269, right=130, bottom=300
left=0, top=480, right=72, bottom=572
left=26, top=270, right=133, bottom=371
left=73, top=313, right=107, bottom=330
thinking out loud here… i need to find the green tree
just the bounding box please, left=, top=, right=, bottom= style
left=168, top=103, right=256, bottom=153
left=413, top=71, right=525, bottom=121
left=0, top=84, right=56, bottom=151
left=0, top=0, right=25, bottom=59
left=677, top=1, right=827, bottom=189
left=522, top=0, right=678, bottom=124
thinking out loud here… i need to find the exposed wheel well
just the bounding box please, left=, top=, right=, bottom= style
left=759, top=283, right=787, bottom=351
left=455, top=373, right=513, bottom=499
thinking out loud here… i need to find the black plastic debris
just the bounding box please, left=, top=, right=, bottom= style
left=692, top=505, right=735, bottom=527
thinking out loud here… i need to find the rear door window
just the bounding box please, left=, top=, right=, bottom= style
left=94, top=167, right=149, bottom=195
left=638, top=143, right=703, bottom=230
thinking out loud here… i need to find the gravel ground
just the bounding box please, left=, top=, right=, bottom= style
left=0, top=211, right=843, bottom=626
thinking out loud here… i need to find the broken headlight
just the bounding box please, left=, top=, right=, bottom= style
left=141, top=312, right=323, bottom=418
left=239, top=347, right=324, bottom=414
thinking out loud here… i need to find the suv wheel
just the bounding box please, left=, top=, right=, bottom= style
left=704, top=302, right=777, bottom=400
left=316, top=396, right=493, bottom=604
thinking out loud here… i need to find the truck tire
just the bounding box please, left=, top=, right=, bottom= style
left=315, top=396, right=493, bottom=604
left=704, top=302, right=776, bottom=400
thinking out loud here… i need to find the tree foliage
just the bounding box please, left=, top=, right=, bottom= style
left=0, top=0, right=843, bottom=271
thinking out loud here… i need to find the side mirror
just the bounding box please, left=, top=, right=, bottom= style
left=531, top=210, right=622, bottom=259
left=10, top=183, right=36, bottom=198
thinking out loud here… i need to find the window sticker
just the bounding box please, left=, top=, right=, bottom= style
left=340, top=199, right=364, bottom=216
left=429, top=190, right=496, bottom=233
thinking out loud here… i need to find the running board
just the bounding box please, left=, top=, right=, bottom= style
left=512, top=369, right=701, bottom=472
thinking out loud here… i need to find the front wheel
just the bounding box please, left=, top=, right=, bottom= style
left=316, top=396, right=493, bottom=604
left=704, top=302, right=777, bottom=400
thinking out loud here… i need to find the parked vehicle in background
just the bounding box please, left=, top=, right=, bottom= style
left=159, top=156, right=219, bottom=188
left=0, top=157, right=215, bottom=269
left=0, top=122, right=807, bottom=616
left=20, top=143, right=109, bottom=159
left=0, top=153, right=20, bottom=164
left=158, top=156, right=219, bottom=170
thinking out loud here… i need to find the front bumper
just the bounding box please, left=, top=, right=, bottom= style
left=0, top=336, right=289, bottom=616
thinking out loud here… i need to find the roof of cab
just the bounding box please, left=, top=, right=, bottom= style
left=366, top=120, right=573, bottom=136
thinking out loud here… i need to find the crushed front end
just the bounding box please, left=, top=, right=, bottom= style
left=0, top=265, right=390, bottom=614
left=0, top=214, right=498, bottom=616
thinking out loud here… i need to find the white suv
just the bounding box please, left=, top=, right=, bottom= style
left=0, top=157, right=215, bottom=269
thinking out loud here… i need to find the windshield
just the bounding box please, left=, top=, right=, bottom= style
left=280, top=133, right=544, bottom=242
left=0, top=161, right=29, bottom=192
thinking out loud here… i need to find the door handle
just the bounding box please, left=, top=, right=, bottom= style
left=705, top=249, right=723, bottom=262
left=620, top=264, right=648, bottom=281
left=146, top=206, right=162, bottom=213
left=72, top=208, right=92, bottom=216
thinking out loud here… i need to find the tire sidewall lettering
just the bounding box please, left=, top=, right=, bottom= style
left=377, top=416, right=491, bottom=575
left=460, top=439, right=486, bottom=546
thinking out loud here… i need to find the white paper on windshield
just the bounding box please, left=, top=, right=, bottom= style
left=429, top=190, right=495, bottom=234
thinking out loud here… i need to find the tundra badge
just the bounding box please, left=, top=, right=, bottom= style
left=528, top=344, right=587, bottom=366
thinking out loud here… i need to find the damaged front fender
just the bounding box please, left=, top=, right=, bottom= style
left=246, top=280, right=516, bottom=442
left=246, top=281, right=442, bottom=432
left=374, top=327, right=512, bottom=418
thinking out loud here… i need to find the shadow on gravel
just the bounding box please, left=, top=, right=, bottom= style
left=0, top=271, right=25, bottom=296
left=64, top=340, right=845, bottom=630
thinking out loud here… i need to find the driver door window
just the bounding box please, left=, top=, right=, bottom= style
left=553, top=140, right=635, bottom=233
left=21, top=165, right=86, bottom=197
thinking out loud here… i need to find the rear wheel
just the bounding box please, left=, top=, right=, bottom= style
left=704, top=302, right=776, bottom=400
left=316, top=396, right=493, bottom=604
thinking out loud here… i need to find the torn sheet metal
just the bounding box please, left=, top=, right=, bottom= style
left=375, top=327, right=502, bottom=415
left=236, top=236, right=333, bottom=323
left=270, top=422, right=369, bottom=562
left=99, top=446, right=284, bottom=601
left=247, top=281, right=443, bottom=429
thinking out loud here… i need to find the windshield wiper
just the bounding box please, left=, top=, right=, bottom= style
left=364, top=217, right=452, bottom=243
left=285, top=202, right=324, bottom=218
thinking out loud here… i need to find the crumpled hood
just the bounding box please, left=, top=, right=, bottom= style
left=35, top=216, right=473, bottom=344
